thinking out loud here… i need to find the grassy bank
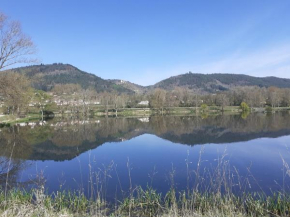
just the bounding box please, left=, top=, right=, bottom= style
left=0, top=114, right=41, bottom=125
left=1, top=187, right=290, bottom=216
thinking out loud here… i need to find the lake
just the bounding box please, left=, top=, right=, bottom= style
left=1, top=113, right=290, bottom=202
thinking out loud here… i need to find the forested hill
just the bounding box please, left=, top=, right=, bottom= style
left=152, top=72, right=290, bottom=92
left=7, top=63, right=134, bottom=94
left=6, top=64, right=290, bottom=93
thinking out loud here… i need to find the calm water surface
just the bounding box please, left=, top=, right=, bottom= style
left=1, top=113, right=290, bottom=201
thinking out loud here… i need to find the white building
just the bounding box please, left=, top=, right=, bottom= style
left=138, top=100, right=149, bottom=106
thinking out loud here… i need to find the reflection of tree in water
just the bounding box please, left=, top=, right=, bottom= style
left=0, top=157, right=27, bottom=189
left=1, top=113, right=290, bottom=161
left=45, top=113, right=290, bottom=149
left=151, top=113, right=290, bottom=136
left=150, top=116, right=204, bottom=135
left=0, top=118, right=147, bottom=161
left=149, top=113, right=290, bottom=144
left=0, top=126, right=45, bottom=189
left=0, top=125, right=53, bottom=159
left=0, top=128, right=41, bottom=190
left=49, top=118, right=144, bottom=147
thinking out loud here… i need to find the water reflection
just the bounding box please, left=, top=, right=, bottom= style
left=1, top=113, right=290, bottom=161
left=0, top=113, right=290, bottom=200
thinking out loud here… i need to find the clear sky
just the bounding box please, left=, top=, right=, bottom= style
left=1, top=0, right=290, bottom=85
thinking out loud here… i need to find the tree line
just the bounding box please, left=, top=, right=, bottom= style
left=1, top=78, right=290, bottom=117
left=148, top=86, right=290, bottom=110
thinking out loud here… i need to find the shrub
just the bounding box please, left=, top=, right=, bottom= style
left=240, top=102, right=250, bottom=112
left=265, top=106, right=273, bottom=113
left=200, top=104, right=208, bottom=112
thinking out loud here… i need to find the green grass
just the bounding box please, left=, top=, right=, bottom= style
left=1, top=187, right=290, bottom=217
left=0, top=113, right=41, bottom=125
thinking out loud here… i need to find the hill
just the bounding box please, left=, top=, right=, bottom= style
left=6, top=63, right=134, bottom=94
left=152, top=72, right=290, bottom=92
left=109, top=79, right=147, bottom=94
left=5, top=64, right=290, bottom=94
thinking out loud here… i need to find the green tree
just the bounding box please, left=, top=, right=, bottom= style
left=240, top=102, right=250, bottom=112
left=200, top=104, right=208, bottom=112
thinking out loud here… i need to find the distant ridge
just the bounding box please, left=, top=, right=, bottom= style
left=5, top=64, right=290, bottom=93
left=152, top=72, right=290, bottom=92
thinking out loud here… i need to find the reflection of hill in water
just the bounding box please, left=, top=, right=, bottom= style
left=1, top=112, right=290, bottom=161
left=162, top=127, right=290, bottom=145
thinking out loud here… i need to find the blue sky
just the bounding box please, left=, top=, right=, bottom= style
left=1, top=0, right=290, bottom=85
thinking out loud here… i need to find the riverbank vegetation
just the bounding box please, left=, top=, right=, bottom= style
left=1, top=187, right=290, bottom=216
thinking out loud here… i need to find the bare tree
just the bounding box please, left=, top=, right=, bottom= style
left=281, top=88, right=290, bottom=107
left=165, top=91, right=179, bottom=107
left=216, top=93, right=229, bottom=112
left=100, top=91, right=111, bottom=116
left=0, top=12, right=37, bottom=116
left=0, top=12, right=37, bottom=70
left=51, top=83, right=83, bottom=115
left=268, top=87, right=282, bottom=108
left=33, top=90, right=52, bottom=121
left=0, top=72, right=32, bottom=115
left=173, top=87, right=190, bottom=106
left=150, top=88, right=166, bottom=114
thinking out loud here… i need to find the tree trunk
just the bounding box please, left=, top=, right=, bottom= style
left=41, top=109, right=44, bottom=122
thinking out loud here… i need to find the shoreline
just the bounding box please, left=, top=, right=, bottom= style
left=1, top=106, right=289, bottom=125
